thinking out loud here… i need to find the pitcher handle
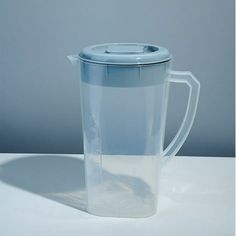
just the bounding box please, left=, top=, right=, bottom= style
left=163, top=70, right=200, bottom=161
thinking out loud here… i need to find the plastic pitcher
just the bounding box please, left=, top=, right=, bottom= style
left=68, top=43, right=200, bottom=218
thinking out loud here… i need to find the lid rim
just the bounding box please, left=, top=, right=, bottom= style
left=79, top=57, right=172, bottom=66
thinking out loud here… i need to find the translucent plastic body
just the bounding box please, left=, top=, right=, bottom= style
left=68, top=54, right=200, bottom=218
left=82, top=80, right=167, bottom=217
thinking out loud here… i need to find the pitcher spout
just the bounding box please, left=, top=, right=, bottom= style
left=67, top=54, right=79, bottom=65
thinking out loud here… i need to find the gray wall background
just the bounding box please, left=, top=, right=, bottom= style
left=0, top=0, right=235, bottom=156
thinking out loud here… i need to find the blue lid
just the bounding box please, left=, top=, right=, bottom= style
left=79, top=43, right=171, bottom=65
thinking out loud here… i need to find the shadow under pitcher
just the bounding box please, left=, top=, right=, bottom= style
left=68, top=43, right=200, bottom=218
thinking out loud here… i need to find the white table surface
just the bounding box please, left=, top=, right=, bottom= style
left=0, top=154, right=234, bottom=236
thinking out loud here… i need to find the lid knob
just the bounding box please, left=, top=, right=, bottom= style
left=105, top=45, right=144, bottom=54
